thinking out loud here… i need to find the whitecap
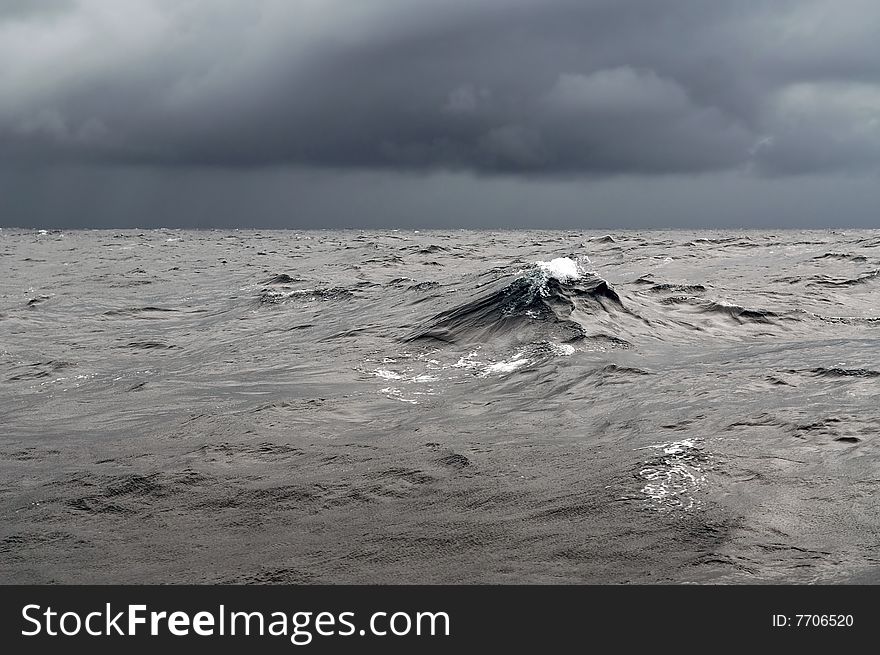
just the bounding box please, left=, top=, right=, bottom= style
left=534, top=257, right=581, bottom=283
left=548, top=342, right=575, bottom=356
left=483, top=352, right=530, bottom=375
left=374, top=369, right=404, bottom=380
left=453, top=350, right=483, bottom=370
left=378, top=387, right=418, bottom=404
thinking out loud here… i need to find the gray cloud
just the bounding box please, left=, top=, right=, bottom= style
left=7, top=165, right=880, bottom=230
left=3, top=0, right=880, bottom=177
left=0, top=0, right=74, bottom=20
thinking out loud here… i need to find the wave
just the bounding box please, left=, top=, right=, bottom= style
left=809, top=313, right=880, bottom=326
left=812, top=252, right=868, bottom=263
left=811, top=367, right=880, bottom=378
left=118, top=341, right=179, bottom=350
left=575, top=334, right=633, bottom=350
left=659, top=296, right=784, bottom=325
left=809, top=270, right=880, bottom=288
left=646, top=283, right=707, bottom=294
left=103, top=307, right=179, bottom=317
left=26, top=295, right=51, bottom=307
left=263, top=273, right=305, bottom=285
left=399, top=244, right=450, bottom=254
left=701, top=301, right=781, bottom=324
left=592, top=364, right=651, bottom=384
left=387, top=277, right=440, bottom=293
left=687, top=236, right=744, bottom=246
left=362, top=255, right=405, bottom=266
left=259, top=287, right=354, bottom=304
left=405, top=257, right=623, bottom=344
left=6, top=360, right=73, bottom=382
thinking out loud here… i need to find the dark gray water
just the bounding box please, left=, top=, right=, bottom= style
left=2, top=228, right=879, bottom=583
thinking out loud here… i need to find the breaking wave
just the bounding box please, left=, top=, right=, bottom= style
left=406, top=257, right=624, bottom=344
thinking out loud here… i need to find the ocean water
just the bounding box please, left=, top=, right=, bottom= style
left=1, top=228, right=879, bottom=583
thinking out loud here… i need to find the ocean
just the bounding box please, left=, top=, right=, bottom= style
left=1, top=228, right=879, bottom=583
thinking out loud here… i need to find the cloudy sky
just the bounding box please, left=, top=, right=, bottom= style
left=2, top=0, right=880, bottom=228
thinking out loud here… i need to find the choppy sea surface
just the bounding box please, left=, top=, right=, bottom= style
left=2, top=228, right=880, bottom=583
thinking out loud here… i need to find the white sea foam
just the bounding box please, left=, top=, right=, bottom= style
left=378, top=387, right=418, bottom=403
left=660, top=439, right=696, bottom=455
left=535, top=257, right=581, bottom=283
left=548, top=342, right=576, bottom=356
left=483, top=352, right=530, bottom=375
left=373, top=367, right=437, bottom=384
left=453, top=350, right=483, bottom=370
left=367, top=340, right=571, bottom=391
left=484, top=359, right=529, bottom=374
left=638, top=439, right=707, bottom=510
left=374, top=369, right=404, bottom=380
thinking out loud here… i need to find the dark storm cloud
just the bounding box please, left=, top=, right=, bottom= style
left=3, top=0, right=880, bottom=177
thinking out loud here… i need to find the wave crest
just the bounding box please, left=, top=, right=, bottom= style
left=406, top=258, right=622, bottom=344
